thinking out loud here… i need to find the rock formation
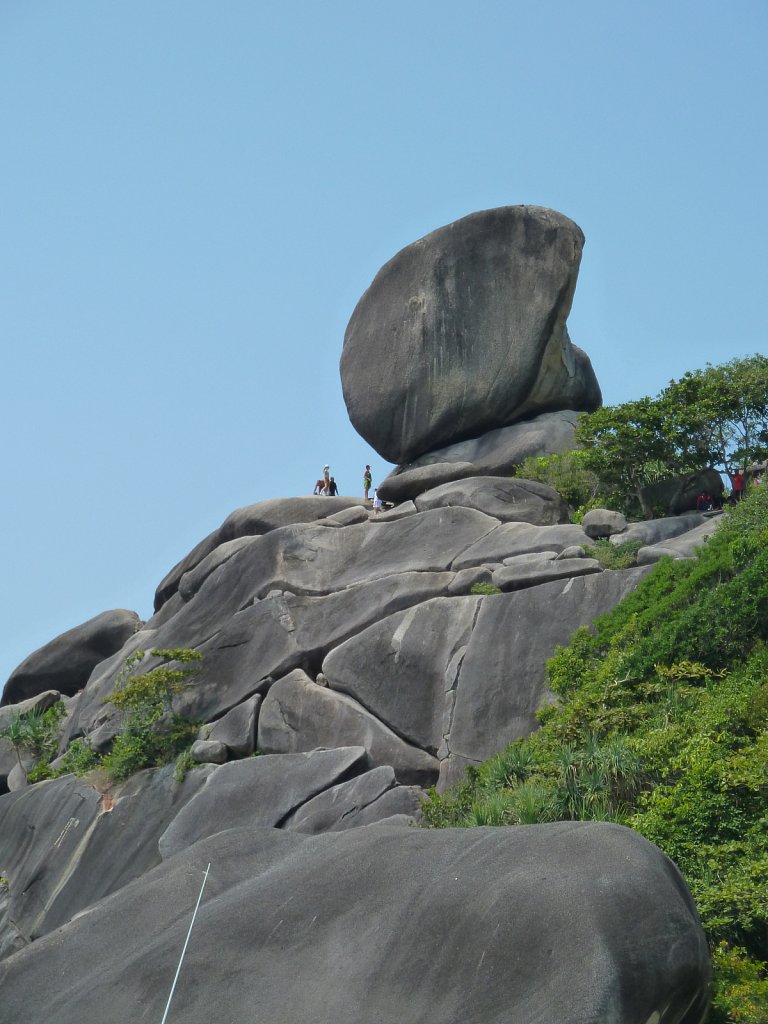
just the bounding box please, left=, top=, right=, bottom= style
left=0, top=823, right=710, bottom=1024
left=340, top=206, right=601, bottom=477
left=1, top=609, right=141, bottom=705
left=0, top=207, right=713, bottom=1022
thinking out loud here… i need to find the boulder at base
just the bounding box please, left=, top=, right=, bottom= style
left=0, top=823, right=710, bottom=1024
left=341, top=206, right=601, bottom=464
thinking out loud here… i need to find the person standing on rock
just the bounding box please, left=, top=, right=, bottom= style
left=372, top=487, right=382, bottom=513
left=313, top=465, right=331, bottom=495
left=363, top=464, right=372, bottom=500
left=328, top=476, right=339, bottom=497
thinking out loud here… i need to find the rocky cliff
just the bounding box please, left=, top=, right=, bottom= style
left=0, top=208, right=711, bottom=1024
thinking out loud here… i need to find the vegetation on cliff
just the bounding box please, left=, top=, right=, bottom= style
left=520, top=355, right=768, bottom=521
left=1, top=649, right=203, bottom=785
left=423, top=485, right=768, bottom=1021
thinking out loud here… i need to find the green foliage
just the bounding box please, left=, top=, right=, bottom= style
left=44, top=649, right=202, bottom=786
left=470, top=581, right=501, bottom=595
left=712, top=944, right=768, bottom=1023
left=576, top=395, right=689, bottom=519
left=516, top=450, right=604, bottom=511
left=665, top=354, right=768, bottom=480
left=576, top=355, right=768, bottom=517
left=98, top=648, right=202, bottom=782
left=588, top=539, right=643, bottom=569
left=53, top=738, right=99, bottom=777
left=174, top=750, right=196, bottom=783
left=422, top=486, right=768, bottom=1019
left=0, top=701, right=66, bottom=779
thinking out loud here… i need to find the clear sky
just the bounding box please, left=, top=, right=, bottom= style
left=1, top=1, right=766, bottom=688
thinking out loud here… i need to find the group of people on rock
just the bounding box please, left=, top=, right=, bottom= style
left=312, top=462, right=382, bottom=510
left=313, top=465, right=339, bottom=496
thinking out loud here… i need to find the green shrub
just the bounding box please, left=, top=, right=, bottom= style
left=516, top=450, right=604, bottom=510
left=589, top=538, right=643, bottom=569
left=53, top=738, right=99, bottom=777
left=174, top=750, right=196, bottom=783
left=470, top=581, right=501, bottom=595
left=43, top=649, right=203, bottom=786
left=98, top=648, right=202, bottom=782
left=0, top=701, right=66, bottom=780
left=422, top=488, right=768, bottom=1019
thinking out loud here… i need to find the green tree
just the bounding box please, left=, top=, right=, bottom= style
left=575, top=395, right=686, bottom=519
left=576, top=356, right=768, bottom=516
left=663, top=355, right=768, bottom=481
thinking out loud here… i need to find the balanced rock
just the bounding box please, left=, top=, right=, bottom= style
left=341, top=206, right=601, bottom=465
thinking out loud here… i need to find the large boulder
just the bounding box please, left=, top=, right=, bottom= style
left=637, top=517, right=722, bottom=565
left=641, top=469, right=725, bottom=517
left=378, top=410, right=582, bottom=502
left=157, top=747, right=369, bottom=859
left=414, top=476, right=569, bottom=524
left=0, top=823, right=710, bottom=1024
left=257, top=670, right=439, bottom=785
left=1, top=610, right=141, bottom=706
left=340, top=206, right=600, bottom=464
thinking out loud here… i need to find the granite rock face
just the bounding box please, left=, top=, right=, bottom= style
left=341, top=206, right=601, bottom=465
left=0, top=823, right=710, bottom=1024
left=0, top=203, right=721, bottom=1020
left=155, top=496, right=370, bottom=610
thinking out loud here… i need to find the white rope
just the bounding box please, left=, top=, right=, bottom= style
left=160, top=863, right=211, bottom=1024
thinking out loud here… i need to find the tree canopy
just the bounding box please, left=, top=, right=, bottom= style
left=575, top=355, right=768, bottom=517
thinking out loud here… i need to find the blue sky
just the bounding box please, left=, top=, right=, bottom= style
left=1, top=1, right=766, bottom=688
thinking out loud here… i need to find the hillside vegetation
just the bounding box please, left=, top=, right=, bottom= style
left=423, top=486, right=768, bottom=1022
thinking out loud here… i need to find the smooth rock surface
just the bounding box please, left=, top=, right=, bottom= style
left=158, top=747, right=369, bottom=859
left=341, top=207, right=600, bottom=464
left=0, top=765, right=211, bottom=956
left=322, top=598, right=480, bottom=753
left=414, top=476, right=569, bottom=525
left=637, top=517, right=722, bottom=565
left=0, top=823, right=710, bottom=1024
left=283, top=765, right=423, bottom=833
left=258, top=670, right=439, bottom=785
left=190, top=739, right=228, bottom=764
left=453, top=521, right=592, bottom=569
left=442, top=569, right=651, bottom=787
left=71, top=523, right=471, bottom=738
left=154, top=496, right=367, bottom=610
left=582, top=508, right=628, bottom=538
left=610, top=513, right=707, bottom=547
left=491, top=557, right=602, bottom=591
left=1, top=610, right=141, bottom=705
left=198, top=694, right=261, bottom=756
left=378, top=410, right=583, bottom=502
